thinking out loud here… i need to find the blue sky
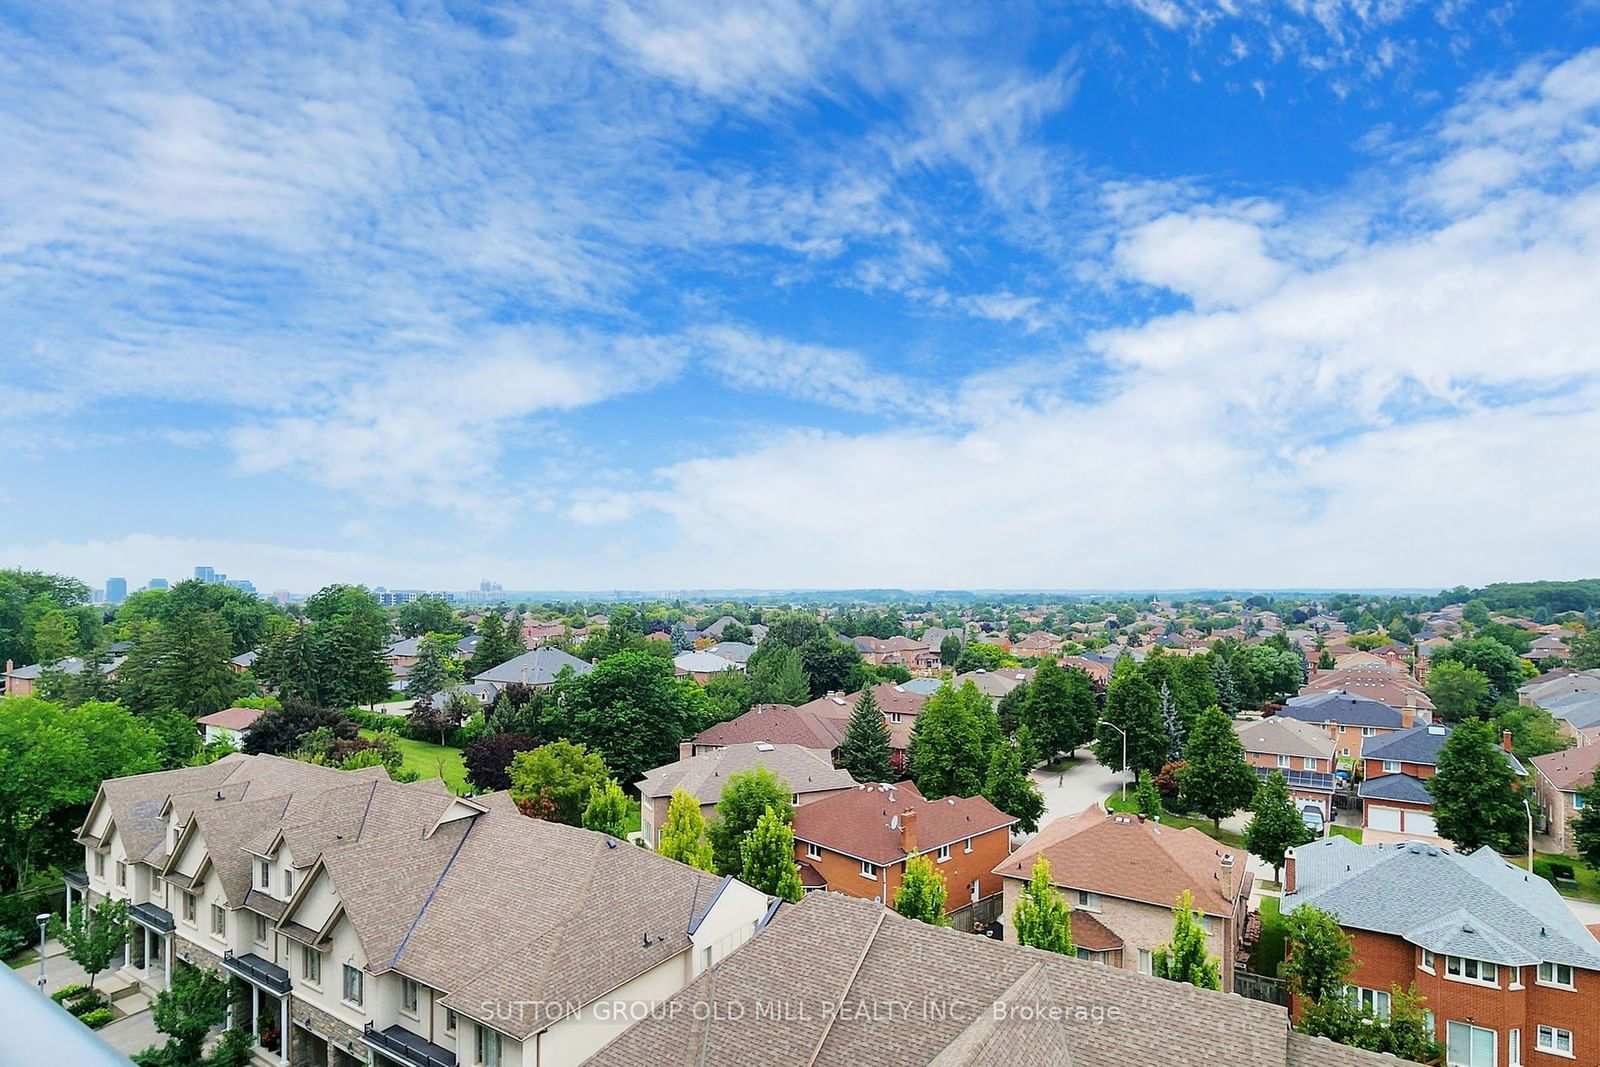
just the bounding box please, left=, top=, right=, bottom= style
left=3, top=0, right=1599, bottom=593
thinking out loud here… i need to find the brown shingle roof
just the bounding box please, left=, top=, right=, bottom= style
left=692, top=703, right=846, bottom=751
left=1067, top=909, right=1123, bottom=952
left=1234, top=716, right=1336, bottom=760
left=636, top=743, right=856, bottom=803
left=792, top=782, right=1016, bottom=864
left=1532, top=743, right=1600, bottom=793
left=996, top=807, right=1246, bottom=917
left=195, top=707, right=264, bottom=731
left=587, top=892, right=1409, bottom=1067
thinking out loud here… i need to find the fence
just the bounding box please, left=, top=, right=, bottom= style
left=948, top=893, right=1003, bottom=935
left=1232, top=966, right=1287, bottom=1006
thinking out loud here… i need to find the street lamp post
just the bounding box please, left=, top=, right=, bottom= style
left=35, top=913, right=49, bottom=993
left=1523, top=798, right=1534, bottom=872
left=1098, top=720, right=1128, bottom=803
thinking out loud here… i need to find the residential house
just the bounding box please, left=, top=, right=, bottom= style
left=1525, top=634, right=1572, bottom=665
left=636, top=742, right=857, bottom=848
left=672, top=650, right=744, bottom=684
left=2, top=655, right=123, bottom=697
left=1233, top=716, right=1339, bottom=821
left=993, top=808, right=1252, bottom=992
left=704, top=641, right=755, bottom=665
left=72, top=754, right=772, bottom=1067
left=954, top=667, right=1035, bottom=705
left=687, top=703, right=847, bottom=759
left=471, top=646, right=594, bottom=691
left=792, top=782, right=1015, bottom=923
left=384, top=638, right=422, bottom=671
left=700, top=616, right=766, bottom=643
left=588, top=890, right=1401, bottom=1067
left=794, top=683, right=929, bottom=770
left=230, top=650, right=258, bottom=674
left=1531, top=744, right=1600, bottom=855
left=850, top=635, right=937, bottom=671
left=1357, top=724, right=1525, bottom=843
left=1060, top=654, right=1114, bottom=689
left=1299, top=667, right=1434, bottom=718
left=1285, top=837, right=1600, bottom=1067
left=920, top=625, right=965, bottom=652
left=1541, top=691, right=1600, bottom=741
left=1011, top=631, right=1064, bottom=658
left=521, top=619, right=567, bottom=647
left=1520, top=669, right=1600, bottom=708
left=1278, top=690, right=1419, bottom=763
left=195, top=707, right=264, bottom=746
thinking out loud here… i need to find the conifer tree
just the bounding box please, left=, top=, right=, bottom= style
left=837, top=688, right=893, bottom=783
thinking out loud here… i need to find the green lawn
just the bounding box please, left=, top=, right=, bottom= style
left=360, top=729, right=469, bottom=792
left=1329, top=824, right=1362, bottom=844
left=1249, top=895, right=1287, bottom=977
left=1103, top=791, right=1246, bottom=850
left=625, top=798, right=642, bottom=836
left=1507, top=851, right=1600, bottom=903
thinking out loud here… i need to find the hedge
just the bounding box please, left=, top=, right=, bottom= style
left=50, top=983, right=90, bottom=1004
left=78, top=1007, right=114, bottom=1029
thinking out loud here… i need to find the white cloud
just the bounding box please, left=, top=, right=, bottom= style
left=1114, top=212, right=1289, bottom=308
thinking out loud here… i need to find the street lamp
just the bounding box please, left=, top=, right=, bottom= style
left=1523, top=798, right=1534, bottom=872
left=35, top=913, right=49, bottom=993
left=1098, top=720, right=1128, bottom=803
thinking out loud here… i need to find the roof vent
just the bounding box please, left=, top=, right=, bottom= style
left=1221, top=854, right=1234, bottom=868
left=755, top=742, right=774, bottom=752
left=606, top=837, right=617, bottom=849
left=1427, top=725, right=1446, bottom=735
left=215, top=791, right=224, bottom=801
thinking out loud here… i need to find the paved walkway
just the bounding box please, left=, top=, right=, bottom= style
left=28, top=939, right=153, bottom=1060
left=1028, top=748, right=1125, bottom=834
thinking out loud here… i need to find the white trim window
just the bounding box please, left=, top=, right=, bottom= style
left=963, top=837, right=973, bottom=854
left=476, top=1024, right=503, bottom=1067
left=342, top=964, right=364, bottom=1007
left=254, top=914, right=267, bottom=944
left=210, top=904, right=225, bottom=937
left=805, top=842, right=820, bottom=860
left=1347, top=986, right=1391, bottom=1020
left=1381, top=760, right=1401, bottom=773
left=1361, top=727, right=1377, bottom=738
left=1277, top=755, right=1292, bottom=768
left=1537, top=961, right=1575, bottom=989
left=402, top=977, right=419, bottom=1014
left=936, top=844, right=951, bottom=863
left=1536, top=1026, right=1573, bottom=1057
left=1076, top=890, right=1101, bottom=911
left=116, top=861, right=126, bottom=888
left=258, top=860, right=270, bottom=889
left=283, top=869, right=294, bottom=897
left=182, top=892, right=196, bottom=923
left=302, top=946, right=320, bottom=985
left=1445, top=1021, right=1497, bottom=1067
left=1137, top=949, right=1153, bottom=975
left=859, top=860, right=876, bottom=879
left=1421, top=948, right=1435, bottom=973
left=445, top=1009, right=457, bottom=1033
left=1302, top=757, right=1317, bottom=770
left=93, top=852, right=105, bottom=877
left=1444, top=955, right=1499, bottom=987
left=1509, top=1027, right=1521, bottom=1066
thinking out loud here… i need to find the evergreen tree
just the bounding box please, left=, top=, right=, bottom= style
left=1012, top=855, right=1074, bottom=955
left=983, top=736, right=1045, bottom=833
left=1158, top=681, right=1184, bottom=762
left=836, top=688, right=894, bottom=783
left=658, top=788, right=714, bottom=871
left=1094, top=673, right=1167, bottom=778
left=465, top=609, right=523, bottom=679
left=404, top=632, right=460, bottom=703
left=708, top=767, right=794, bottom=876
left=582, top=779, right=631, bottom=838
left=908, top=681, right=998, bottom=799
left=668, top=622, right=691, bottom=653
left=1243, top=771, right=1313, bottom=883
left=893, top=853, right=950, bottom=926
left=1177, top=705, right=1258, bottom=829
left=1151, top=889, right=1220, bottom=990
left=1134, top=771, right=1165, bottom=820
left=750, top=645, right=810, bottom=705
left=1427, top=718, right=1524, bottom=853
left=739, top=806, right=803, bottom=902
left=159, top=609, right=242, bottom=718
left=1210, top=653, right=1240, bottom=715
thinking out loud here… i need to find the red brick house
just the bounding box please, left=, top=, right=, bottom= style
left=791, top=782, right=1014, bottom=923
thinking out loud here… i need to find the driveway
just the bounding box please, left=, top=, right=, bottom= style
left=1028, top=748, right=1125, bottom=834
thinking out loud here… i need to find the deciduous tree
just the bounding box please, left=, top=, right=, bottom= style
left=1012, top=856, right=1074, bottom=955
left=462, top=732, right=539, bottom=792
left=893, top=853, right=950, bottom=926
left=508, top=740, right=611, bottom=826
left=658, top=788, right=714, bottom=871
left=708, top=767, right=794, bottom=876
left=582, top=779, right=631, bottom=839
left=1094, top=673, right=1166, bottom=778
left=908, top=681, right=998, bottom=799
left=1243, top=771, right=1313, bottom=883
left=1178, top=705, right=1258, bottom=828
left=1426, top=660, right=1490, bottom=721
left=52, top=897, right=129, bottom=992
left=1023, top=663, right=1097, bottom=762
left=1427, top=718, right=1524, bottom=853
left=739, top=806, right=803, bottom=902
left=1152, top=889, right=1220, bottom=990
left=983, top=736, right=1045, bottom=833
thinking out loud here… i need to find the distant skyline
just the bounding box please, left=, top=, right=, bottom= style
left=3, top=2, right=1599, bottom=590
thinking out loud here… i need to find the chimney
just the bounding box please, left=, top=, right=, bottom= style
left=678, top=740, right=693, bottom=760
left=899, top=809, right=918, bottom=855
left=1402, top=705, right=1415, bottom=729
left=1502, top=729, right=1514, bottom=754
left=1283, top=852, right=1297, bottom=894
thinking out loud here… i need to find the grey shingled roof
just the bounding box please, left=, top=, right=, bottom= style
left=587, top=891, right=1409, bottom=1067
left=1285, top=836, right=1600, bottom=970
left=1357, top=774, right=1434, bottom=804
left=636, top=743, right=856, bottom=803
left=471, top=646, right=593, bottom=686
left=1363, top=724, right=1525, bottom=774
left=1279, top=691, right=1403, bottom=728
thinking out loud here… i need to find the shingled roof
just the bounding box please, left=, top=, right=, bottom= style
left=586, top=892, right=1409, bottom=1067
left=792, top=782, right=1015, bottom=864
left=637, top=743, right=856, bottom=804
left=692, top=702, right=847, bottom=751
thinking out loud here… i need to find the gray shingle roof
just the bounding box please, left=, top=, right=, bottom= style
left=471, top=646, right=593, bottom=686
left=587, top=891, right=1407, bottom=1067
left=1279, top=691, right=1404, bottom=728
left=1363, top=724, right=1525, bottom=774
left=1285, top=836, right=1600, bottom=970
left=636, top=743, right=856, bottom=803
left=1357, top=773, right=1434, bottom=804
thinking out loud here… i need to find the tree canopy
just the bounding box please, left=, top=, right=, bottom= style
left=1094, top=672, right=1166, bottom=777
left=1177, top=705, right=1257, bottom=829
left=1426, top=718, right=1525, bottom=854
left=893, top=853, right=950, bottom=926
left=658, top=788, right=714, bottom=871
left=708, top=767, right=795, bottom=876
left=738, top=806, right=804, bottom=902
left=1243, top=771, right=1313, bottom=883
left=836, top=688, right=893, bottom=784
left=1012, top=855, right=1074, bottom=955
left=1023, top=663, right=1097, bottom=762
left=908, top=681, right=998, bottom=799
left=1151, top=889, right=1220, bottom=990
left=508, top=740, right=612, bottom=826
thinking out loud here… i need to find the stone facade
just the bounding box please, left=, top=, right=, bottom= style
left=291, top=997, right=368, bottom=1067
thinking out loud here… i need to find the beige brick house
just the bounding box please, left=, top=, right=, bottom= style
left=1532, top=744, right=1600, bottom=855
left=636, top=742, right=857, bottom=848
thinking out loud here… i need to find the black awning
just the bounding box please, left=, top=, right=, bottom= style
left=221, top=951, right=291, bottom=995
left=362, top=1023, right=457, bottom=1067
left=128, top=902, right=174, bottom=934
left=63, top=870, right=89, bottom=890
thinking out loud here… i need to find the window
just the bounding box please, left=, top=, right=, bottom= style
left=1421, top=949, right=1435, bottom=973
left=1361, top=727, right=1377, bottom=737
left=936, top=844, right=951, bottom=862
left=1348, top=986, right=1391, bottom=1020
left=1076, top=890, right=1100, bottom=911
left=116, top=861, right=126, bottom=887
left=476, top=1025, right=502, bottom=1067
left=859, top=860, right=876, bottom=879
left=254, top=915, right=267, bottom=943
left=1137, top=949, right=1153, bottom=975
left=445, top=1009, right=457, bottom=1033
left=301, top=947, right=320, bottom=984
left=1537, top=961, right=1574, bottom=988
left=1444, top=955, right=1498, bottom=986
left=210, top=904, right=225, bottom=937
left=1277, top=755, right=1291, bottom=768
left=402, top=977, right=419, bottom=1014
left=1446, top=1021, right=1497, bottom=1067
left=1303, top=757, right=1317, bottom=770
left=805, top=842, right=820, bottom=860
left=283, top=869, right=294, bottom=897
left=94, top=852, right=105, bottom=877
left=1576, top=792, right=1586, bottom=811
left=1536, top=1026, right=1573, bottom=1056
left=182, top=892, right=196, bottom=922
left=1382, top=760, right=1401, bottom=773
left=963, top=837, right=973, bottom=854
left=889, top=712, right=902, bottom=724
left=341, top=964, right=363, bottom=1006
left=1509, top=1028, right=1520, bottom=1066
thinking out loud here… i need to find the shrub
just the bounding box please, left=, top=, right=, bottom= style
left=79, top=1007, right=115, bottom=1029
left=50, top=983, right=90, bottom=1004
left=66, top=987, right=107, bottom=1012
left=1534, top=857, right=1577, bottom=883
left=203, top=1027, right=254, bottom=1067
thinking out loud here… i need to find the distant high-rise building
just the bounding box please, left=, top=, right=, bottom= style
left=480, top=579, right=503, bottom=593
left=270, top=589, right=291, bottom=605
left=226, top=579, right=257, bottom=595
left=147, top=578, right=169, bottom=590
left=105, top=578, right=127, bottom=604
left=194, top=566, right=216, bottom=583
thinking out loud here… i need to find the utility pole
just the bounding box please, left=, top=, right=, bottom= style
left=1098, top=720, right=1129, bottom=803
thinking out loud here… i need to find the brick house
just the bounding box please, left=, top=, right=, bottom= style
left=794, top=683, right=929, bottom=770
left=1531, top=744, right=1600, bottom=855
left=636, top=742, right=856, bottom=848
left=1233, top=715, right=1339, bottom=821
left=791, top=782, right=1015, bottom=921
left=1357, top=723, right=1524, bottom=842
left=1285, top=837, right=1600, bottom=1067
left=686, top=702, right=847, bottom=759
left=992, top=807, right=1253, bottom=992
left=1277, top=690, right=1419, bottom=764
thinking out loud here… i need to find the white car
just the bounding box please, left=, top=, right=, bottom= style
left=1300, top=805, right=1326, bottom=837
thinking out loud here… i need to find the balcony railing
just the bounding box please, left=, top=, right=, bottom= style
left=361, top=1023, right=457, bottom=1067
left=220, top=950, right=292, bottom=995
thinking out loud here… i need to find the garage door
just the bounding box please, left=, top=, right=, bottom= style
left=1368, top=806, right=1402, bottom=832
left=1405, top=810, right=1437, bottom=836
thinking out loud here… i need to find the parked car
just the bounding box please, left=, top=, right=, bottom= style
left=1300, top=805, right=1326, bottom=837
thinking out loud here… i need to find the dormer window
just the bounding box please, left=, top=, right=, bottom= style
left=259, top=860, right=270, bottom=889
left=283, top=869, right=294, bottom=897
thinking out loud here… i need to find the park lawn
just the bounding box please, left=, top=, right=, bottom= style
left=1507, top=851, right=1600, bottom=904
left=360, top=729, right=469, bottom=792
left=1249, top=895, right=1287, bottom=977
left=1103, top=791, right=1246, bottom=850
left=1329, top=824, right=1362, bottom=844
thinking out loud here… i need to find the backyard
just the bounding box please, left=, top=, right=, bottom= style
left=1507, top=851, right=1600, bottom=904
left=1248, top=895, right=1287, bottom=977
left=360, top=729, right=469, bottom=792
